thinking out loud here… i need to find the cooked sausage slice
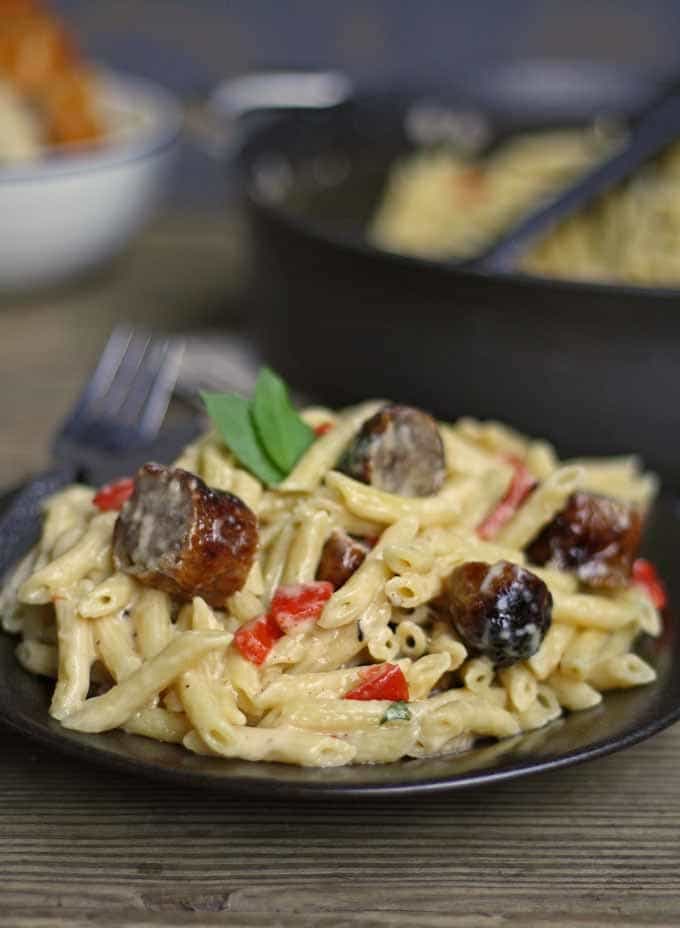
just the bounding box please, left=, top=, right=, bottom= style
left=339, top=404, right=446, bottom=497
left=316, top=529, right=370, bottom=590
left=113, top=463, right=258, bottom=608
left=439, top=560, right=552, bottom=668
left=526, top=491, right=641, bottom=589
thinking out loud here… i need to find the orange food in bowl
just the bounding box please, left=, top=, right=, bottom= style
left=0, top=0, right=103, bottom=147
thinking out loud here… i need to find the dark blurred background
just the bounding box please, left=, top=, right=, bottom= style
left=51, top=0, right=680, bottom=208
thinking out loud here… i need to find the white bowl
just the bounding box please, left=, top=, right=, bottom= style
left=0, top=70, right=181, bottom=290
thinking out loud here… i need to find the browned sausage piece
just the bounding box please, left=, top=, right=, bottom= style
left=113, top=463, right=258, bottom=608
left=526, top=491, right=641, bottom=589
left=339, top=404, right=446, bottom=497
left=316, top=529, right=370, bottom=590
left=440, top=560, right=552, bottom=668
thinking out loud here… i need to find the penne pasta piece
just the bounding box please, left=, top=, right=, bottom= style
left=559, top=628, right=609, bottom=680
left=385, top=571, right=441, bottom=609
left=440, top=427, right=506, bottom=477
left=199, top=442, right=235, bottom=492
left=459, top=657, right=495, bottom=693
left=525, top=441, right=559, bottom=480
left=263, top=521, right=296, bottom=599
left=325, top=470, right=473, bottom=526
left=40, top=486, right=95, bottom=554
left=597, top=624, right=638, bottom=661
left=499, top=663, right=538, bottom=712
left=527, top=566, right=579, bottom=595
left=279, top=401, right=383, bottom=493
left=93, top=613, right=142, bottom=682
left=552, top=591, right=640, bottom=631
left=547, top=672, right=602, bottom=711
left=405, top=652, right=451, bottom=699
left=19, top=512, right=116, bottom=604
left=564, top=456, right=658, bottom=509
left=496, top=465, right=584, bottom=549
left=78, top=574, right=138, bottom=619
left=254, top=662, right=409, bottom=711
left=395, top=620, right=429, bottom=660
left=184, top=725, right=356, bottom=767
left=319, top=517, right=418, bottom=629
left=50, top=598, right=95, bottom=720
left=231, top=469, right=264, bottom=512
left=418, top=693, right=520, bottom=741
left=367, top=623, right=400, bottom=662
left=123, top=707, right=192, bottom=743
left=224, top=647, right=263, bottom=708
left=586, top=653, right=656, bottom=690
left=618, top=587, right=662, bottom=637
left=132, top=589, right=174, bottom=660
left=345, top=720, right=421, bottom=763
left=455, top=418, right=528, bottom=459
left=457, top=465, right=514, bottom=531
left=429, top=622, right=468, bottom=670
left=383, top=542, right=435, bottom=576
left=528, top=622, right=575, bottom=680
left=515, top=684, right=562, bottom=732
left=179, top=663, right=245, bottom=729
left=282, top=508, right=332, bottom=584
left=270, top=697, right=392, bottom=732
left=61, top=631, right=232, bottom=733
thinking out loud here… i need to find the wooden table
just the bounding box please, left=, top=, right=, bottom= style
left=1, top=214, right=680, bottom=928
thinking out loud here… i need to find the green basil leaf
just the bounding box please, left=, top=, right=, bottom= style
left=252, top=367, right=315, bottom=473
left=380, top=701, right=412, bottom=724
left=201, top=391, right=285, bottom=486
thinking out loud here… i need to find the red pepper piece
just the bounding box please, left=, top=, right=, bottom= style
left=632, top=558, right=668, bottom=611
left=269, top=581, right=333, bottom=633
left=314, top=422, right=334, bottom=437
left=93, top=477, right=134, bottom=512
left=477, top=455, right=537, bottom=541
left=345, top=664, right=409, bottom=701
left=233, top=614, right=283, bottom=665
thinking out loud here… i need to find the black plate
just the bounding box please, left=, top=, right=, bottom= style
left=0, top=471, right=678, bottom=797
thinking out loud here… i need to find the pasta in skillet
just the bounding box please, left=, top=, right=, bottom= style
left=370, top=127, right=680, bottom=286
left=0, top=392, right=665, bottom=768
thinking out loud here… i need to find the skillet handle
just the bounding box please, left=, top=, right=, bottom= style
left=187, top=69, right=353, bottom=159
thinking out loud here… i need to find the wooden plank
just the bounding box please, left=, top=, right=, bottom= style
left=1, top=724, right=680, bottom=926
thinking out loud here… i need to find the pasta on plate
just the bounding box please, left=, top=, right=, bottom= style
left=0, top=395, right=665, bottom=768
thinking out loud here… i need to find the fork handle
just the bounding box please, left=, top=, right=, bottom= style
left=0, top=463, right=79, bottom=577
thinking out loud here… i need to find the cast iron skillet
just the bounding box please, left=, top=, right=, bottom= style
left=222, top=61, right=680, bottom=486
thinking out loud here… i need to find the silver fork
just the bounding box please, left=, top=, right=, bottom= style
left=56, top=325, right=185, bottom=457
left=0, top=326, right=185, bottom=574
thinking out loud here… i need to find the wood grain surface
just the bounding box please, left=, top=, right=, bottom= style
left=2, top=723, right=680, bottom=928
left=1, top=214, right=679, bottom=928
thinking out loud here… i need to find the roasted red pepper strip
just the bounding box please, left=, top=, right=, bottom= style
left=632, top=558, right=668, bottom=610
left=93, top=477, right=134, bottom=512
left=477, top=456, right=536, bottom=541
left=235, top=582, right=334, bottom=664
left=345, top=664, right=409, bottom=701
left=233, top=614, right=283, bottom=665
left=269, top=581, right=333, bottom=633
left=314, top=422, right=334, bottom=437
